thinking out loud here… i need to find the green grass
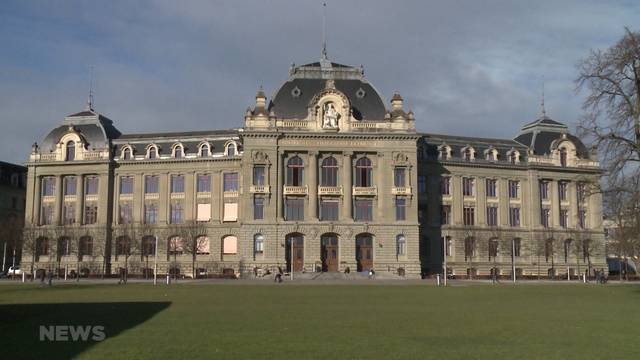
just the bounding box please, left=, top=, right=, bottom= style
left=1, top=282, right=639, bottom=359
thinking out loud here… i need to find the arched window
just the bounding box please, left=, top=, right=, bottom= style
left=286, top=156, right=304, bottom=186
left=355, top=157, right=372, bottom=187
left=167, top=236, right=184, bottom=257
left=199, top=144, right=209, bottom=157
left=463, top=147, right=473, bottom=161
left=174, top=145, right=183, bottom=158
left=196, top=236, right=210, bottom=255
left=222, top=235, right=238, bottom=255
left=254, top=234, right=264, bottom=255
left=464, top=237, right=475, bottom=260
left=321, top=156, right=338, bottom=187
left=226, top=143, right=236, bottom=157
left=116, top=236, right=131, bottom=257
left=396, top=235, right=406, bottom=256
left=508, top=151, right=519, bottom=164
left=148, top=146, right=157, bottom=159
left=142, top=236, right=156, bottom=257
left=559, top=148, right=567, bottom=167
left=545, top=239, right=554, bottom=262
left=36, top=237, right=49, bottom=257
left=438, top=146, right=450, bottom=160
left=123, top=147, right=132, bottom=160
left=57, top=237, right=71, bottom=257
left=582, top=240, right=591, bottom=262
left=489, top=238, right=499, bottom=260
left=564, top=239, right=572, bottom=263
left=66, top=141, right=75, bottom=161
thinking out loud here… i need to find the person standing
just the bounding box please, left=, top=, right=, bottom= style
left=47, top=269, right=53, bottom=287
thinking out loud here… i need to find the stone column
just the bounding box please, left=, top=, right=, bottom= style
left=76, top=174, right=85, bottom=224
left=31, top=175, right=41, bottom=225
left=308, top=151, right=318, bottom=220
left=568, top=181, right=578, bottom=229
left=529, top=172, right=541, bottom=228
left=135, top=173, right=144, bottom=223
left=342, top=152, right=352, bottom=221
left=98, top=173, right=109, bottom=225
left=211, top=170, right=221, bottom=222
left=452, top=175, right=462, bottom=225
left=158, top=173, right=168, bottom=224
left=277, top=153, right=284, bottom=221
left=499, top=178, right=509, bottom=226
left=54, top=175, right=63, bottom=225
left=476, top=176, right=486, bottom=226
left=376, top=153, right=385, bottom=221
left=184, top=172, right=194, bottom=221
left=550, top=180, right=560, bottom=228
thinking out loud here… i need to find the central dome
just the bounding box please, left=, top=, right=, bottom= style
left=268, top=59, right=387, bottom=121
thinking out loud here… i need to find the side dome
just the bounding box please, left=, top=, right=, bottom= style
left=268, top=60, right=387, bottom=120
left=514, top=114, right=589, bottom=158
left=40, top=108, right=121, bottom=153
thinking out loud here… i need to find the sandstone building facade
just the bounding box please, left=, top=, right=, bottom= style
left=21, top=55, right=605, bottom=279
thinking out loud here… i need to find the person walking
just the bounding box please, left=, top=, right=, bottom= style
left=46, top=269, right=53, bottom=287
left=274, top=266, right=283, bottom=283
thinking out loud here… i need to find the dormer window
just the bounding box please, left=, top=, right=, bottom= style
left=173, top=144, right=184, bottom=158
left=65, top=141, right=75, bottom=161
left=122, top=147, right=132, bottom=160
left=462, top=147, right=474, bottom=162
left=559, top=148, right=567, bottom=167
left=508, top=150, right=520, bottom=164
left=486, top=149, right=498, bottom=162
left=226, top=142, right=236, bottom=157
left=199, top=143, right=210, bottom=157
left=148, top=146, right=158, bottom=159
left=438, top=145, right=451, bottom=160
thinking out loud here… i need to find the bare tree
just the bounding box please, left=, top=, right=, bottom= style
left=172, top=221, right=208, bottom=279
left=114, top=223, right=140, bottom=282
left=462, top=225, right=478, bottom=279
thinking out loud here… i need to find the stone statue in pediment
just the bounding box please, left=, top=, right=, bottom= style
left=323, top=102, right=339, bottom=128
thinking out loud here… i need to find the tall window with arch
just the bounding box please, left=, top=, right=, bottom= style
left=148, top=146, right=157, bottom=159
left=123, top=147, right=132, bottom=160
left=559, top=148, right=567, bottom=167
left=199, top=144, right=209, bottom=157
left=66, top=141, right=75, bottom=161
left=354, top=157, right=372, bottom=187
left=321, top=156, right=338, bottom=187
left=286, top=156, right=304, bottom=186
left=254, top=234, right=264, bottom=257
left=174, top=145, right=183, bottom=158
left=396, top=234, right=406, bottom=257
left=226, top=143, right=236, bottom=157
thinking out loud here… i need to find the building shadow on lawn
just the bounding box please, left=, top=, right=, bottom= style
left=0, top=301, right=171, bottom=359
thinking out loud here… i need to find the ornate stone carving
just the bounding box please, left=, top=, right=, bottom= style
left=322, top=102, right=339, bottom=129
left=252, top=151, right=269, bottom=163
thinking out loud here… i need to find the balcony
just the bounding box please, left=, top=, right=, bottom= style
left=391, top=186, right=412, bottom=195
left=170, top=192, right=185, bottom=200
left=318, top=186, right=342, bottom=196
left=283, top=185, right=308, bottom=195
left=352, top=186, right=377, bottom=196
left=250, top=185, right=271, bottom=194
left=223, top=190, right=239, bottom=198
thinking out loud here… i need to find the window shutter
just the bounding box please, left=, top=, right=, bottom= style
left=223, top=203, right=238, bottom=222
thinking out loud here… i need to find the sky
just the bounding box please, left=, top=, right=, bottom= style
left=0, top=0, right=638, bottom=164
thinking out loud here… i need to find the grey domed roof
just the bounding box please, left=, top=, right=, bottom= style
left=268, top=60, right=387, bottom=120
left=40, top=108, right=121, bottom=152
left=514, top=115, right=589, bottom=158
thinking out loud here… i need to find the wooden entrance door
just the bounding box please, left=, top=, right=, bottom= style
left=321, top=234, right=339, bottom=272
left=356, top=234, right=373, bottom=272
left=286, top=234, right=304, bottom=272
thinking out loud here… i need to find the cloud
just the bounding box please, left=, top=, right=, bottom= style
left=0, top=0, right=638, bottom=163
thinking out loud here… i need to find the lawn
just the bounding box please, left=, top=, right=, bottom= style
left=1, top=282, right=638, bottom=359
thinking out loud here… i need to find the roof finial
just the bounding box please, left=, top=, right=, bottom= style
left=539, top=76, right=546, bottom=118
left=86, top=65, right=94, bottom=111
left=321, top=2, right=328, bottom=60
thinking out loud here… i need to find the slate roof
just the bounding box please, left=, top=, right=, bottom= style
left=40, top=109, right=122, bottom=152
left=514, top=115, right=590, bottom=158
left=420, top=133, right=528, bottom=164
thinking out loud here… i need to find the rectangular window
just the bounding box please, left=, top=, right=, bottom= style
left=223, top=172, right=239, bottom=192
left=578, top=209, right=587, bottom=229
left=253, top=166, right=265, bottom=186
left=285, top=198, right=304, bottom=221
left=42, top=177, right=56, bottom=196
left=85, top=176, right=99, bottom=195
left=119, top=203, right=132, bottom=224
left=418, top=175, right=427, bottom=193
left=486, top=179, right=497, bottom=198
left=558, top=181, right=568, bottom=201
left=440, top=205, right=451, bottom=225
left=508, top=180, right=519, bottom=199
left=254, top=197, right=264, bottom=220
left=509, top=207, right=521, bottom=227
left=84, top=204, right=98, bottom=224
left=170, top=202, right=184, bottom=224
left=395, top=197, right=407, bottom=221
left=320, top=200, right=339, bottom=221
left=463, top=177, right=474, bottom=196
left=441, top=177, right=451, bottom=195
left=445, top=237, right=452, bottom=256
left=63, top=204, right=75, bottom=225
left=197, top=203, right=211, bottom=222
left=144, top=203, right=158, bottom=224
left=197, top=174, right=211, bottom=193
left=171, top=175, right=185, bottom=193
left=513, top=238, right=521, bottom=257
left=394, top=168, right=406, bottom=187
left=354, top=199, right=373, bottom=222
left=463, top=206, right=475, bottom=226
left=539, top=180, right=549, bottom=200
left=541, top=208, right=550, bottom=228
left=41, top=204, right=54, bottom=225
left=560, top=209, right=568, bottom=228
left=120, top=176, right=134, bottom=194
left=223, top=202, right=238, bottom=222
left=145, top=175, right=159, bottom=194
left=486, top=206, right=498, bottom=226
left=64, top=177, right=77, bottom=196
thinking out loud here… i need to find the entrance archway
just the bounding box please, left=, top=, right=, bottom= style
left=321, top=233, right=339, bottom=272
left=355, top=233, right=374, bottom=272
left=285, top=233, right=304, bottom=272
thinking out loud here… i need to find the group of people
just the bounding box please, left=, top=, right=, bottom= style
left=39, top=269, right=53, bottom=286
left=595, top=268, right=608, bottom=284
